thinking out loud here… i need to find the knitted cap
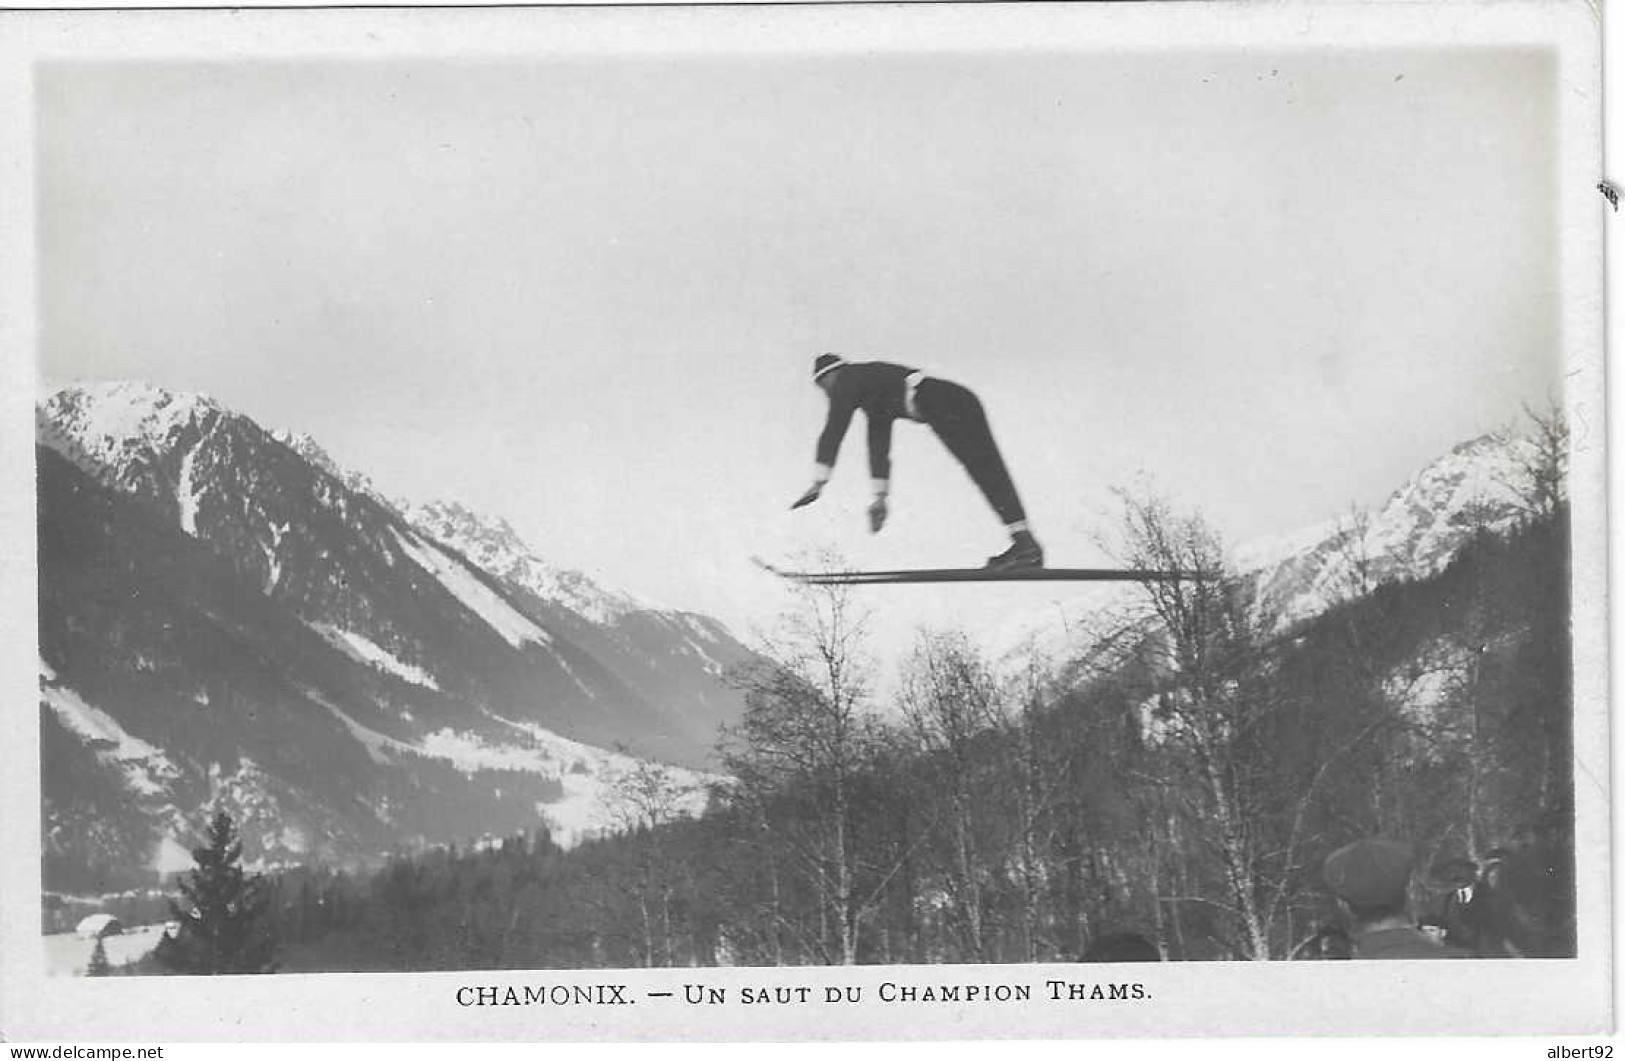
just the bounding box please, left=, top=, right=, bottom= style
left=1322, top=839, right=1416, bottom=907
left=812, top=354, right=847, bottom=381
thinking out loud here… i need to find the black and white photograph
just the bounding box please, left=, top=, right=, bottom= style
left=0, top=0, right=1610, bottom=1041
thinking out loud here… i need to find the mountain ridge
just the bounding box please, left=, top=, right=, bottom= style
left=36, top=380, right=1560, bottom=898
left=991, top=427, right=1558, bottom=665
left=37, top=382, right=751, bottom=891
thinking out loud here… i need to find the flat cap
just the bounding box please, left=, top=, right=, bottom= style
left=1429, top=857, right=1480, bottom=890
left=1322, top=838, right=1416, bottom=907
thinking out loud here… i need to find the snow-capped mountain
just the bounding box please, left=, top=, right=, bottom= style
left=275, top=423, right=747, bottom=736
left=403, top=500, right=663, bottom=625
left=1238, top=433, right=1548, bottom=627
left=36, top=382, right=752, bottom=892
left=993, top=430, right=1556, bottom=666
left=402, top=499, right=752, bottom=749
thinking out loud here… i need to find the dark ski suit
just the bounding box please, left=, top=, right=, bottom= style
left=813, top=360, right=1029, bottom=529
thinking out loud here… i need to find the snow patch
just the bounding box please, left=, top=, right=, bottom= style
left=552, top=651, right=597, bottom=699
left=1396, top=667, right=1456, bottom=715
left=257, top=540, right=281, bottom=594
left=279, top=823, right=310, bottom=854
left=45, top=923, right=172, bottom=977
left=403, top=499, right=675, bottom=624
left=390, top=527, right=553, bottom=649
left=1383, top=639, right=1476, bottom=727
left=304, top=691, right=710, bottom=847
left=1232, top=515, right=1347, bottom=575
left=401, top=715, right=715, bottom=847
left=492, top=719, right=713, bottom=847
left=259, top=521, right=290, bottom=594
left=41, top=383, right=220, bottom=483
left=419, top=728, right=551, bottom=773
left=174, top=418, right=221, bottom=537
left=676, top=628, right=729, bottom=675
left=301, top=687, right=411, bottom=765
left=270, top=429, right=391, bottom=508
left=154, top=835, right=194, bottom=875
left=41, top=681, right=179, bottom=797
left=308, top=622, right=440, bottom=690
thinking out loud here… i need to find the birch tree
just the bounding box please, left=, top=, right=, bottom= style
left=721, top=574, right=888, bottom=964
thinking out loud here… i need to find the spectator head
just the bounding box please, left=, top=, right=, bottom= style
left=1323, top=838, right=1416, bottom=922
left=1295, top=926, right=1353, bottom=960
left=1429, top=857, right=1480, bottom=891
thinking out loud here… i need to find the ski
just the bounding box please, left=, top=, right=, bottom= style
left=752, top=557, right=1205, bottom=585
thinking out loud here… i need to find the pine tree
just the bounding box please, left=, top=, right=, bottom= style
left=86, top=936, right=112, bottom=977
left=154, top=810, right=278, bottom=974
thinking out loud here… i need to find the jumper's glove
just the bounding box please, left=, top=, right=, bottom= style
left=791, top=483, right=824, bottom=510
left=867, top=496, right=889, bottom=533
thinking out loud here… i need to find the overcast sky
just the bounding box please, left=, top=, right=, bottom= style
left=37, top=45, right=1560, bottom=655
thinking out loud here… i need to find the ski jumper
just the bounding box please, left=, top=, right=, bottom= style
left=812, top=360, right=1030, bottom=532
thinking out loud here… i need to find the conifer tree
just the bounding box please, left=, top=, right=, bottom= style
left=154, top=810, right=278, bottom=974
left=86, top=936, right=112, bottom=977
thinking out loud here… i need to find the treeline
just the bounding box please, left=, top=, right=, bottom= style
left=241, top=491, right=1573, bottom=971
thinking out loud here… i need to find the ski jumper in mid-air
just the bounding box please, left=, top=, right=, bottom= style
left=791, top=354, right=1044, bottom=571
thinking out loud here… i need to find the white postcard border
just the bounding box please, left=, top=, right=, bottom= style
left=0, top=0, right=1608, bottom=1040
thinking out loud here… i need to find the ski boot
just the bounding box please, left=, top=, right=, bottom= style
left=985, top=531, right=1045, bottom=571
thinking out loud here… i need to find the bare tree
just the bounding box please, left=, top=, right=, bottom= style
left=1112, top=487, right=1394, bottom=959
left=606, top=757, right=694, bottom=834
left=604, top=755, right=696, bottom=967
left=720, top=568, right=889, bottom=965
left=1493, top=398, right=1569, bottom=520
left=897, top=629, right=1005, bottom=960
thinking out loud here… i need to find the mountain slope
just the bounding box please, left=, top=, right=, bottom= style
left=1236, top=433, right=1545, bottom=626
left=403, top=499, right=752, bottom=753
left=993, top=431, right=1555, bottom=666
left=37, top=383, right=748, bottom=891
left=39, top=382, right=753, bottom=762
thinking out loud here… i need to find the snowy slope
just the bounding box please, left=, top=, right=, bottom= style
left=403, top=499, right=666, bottom=625
left=36, top=381, right=752, bottom=892
left=1240, top=434, right=1541, bottom=627
left=418, top=721, right=712, bottom=845
left=403, top=498, right=757, bottom=744
left=39, top=381, right=741, bottom=759
left=41, top=382, right=221, bottom=483
left=993, top=432, right=1554, bottom=667
left=388, top=526, right=556, bottom=649
left=40, top=676, right=182, bottom=799
left=307, top=622, right=440, bottom=690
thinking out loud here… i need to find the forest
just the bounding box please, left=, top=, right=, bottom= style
left=109, top=465, right=1574, bottom=973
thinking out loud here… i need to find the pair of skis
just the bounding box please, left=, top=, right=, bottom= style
left=753, top=557, right=1201, bottom=586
